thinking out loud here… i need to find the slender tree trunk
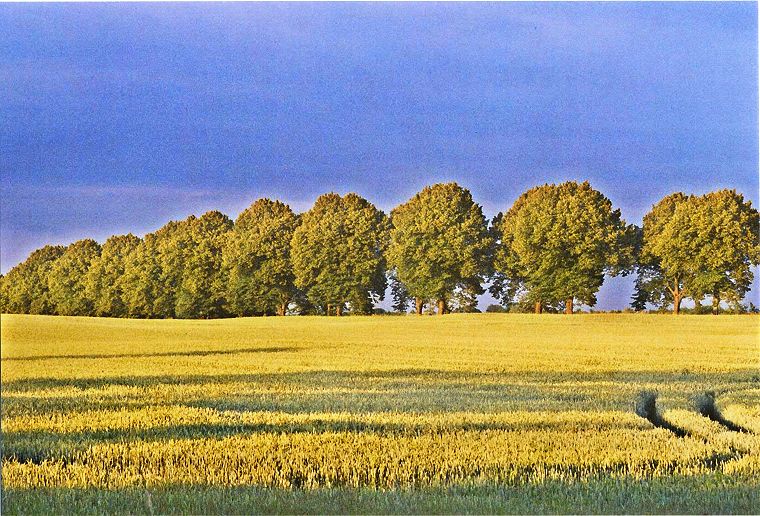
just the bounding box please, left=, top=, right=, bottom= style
left=712, top=294, right=720, bottom=315
left=335, top=303, right=343, bottom=317
left=276, top=303, right=286, bottom=316
left=415, top=297, right=423, bottom=316
left=565, top=297, right=573, bottom=315
left=673, top=286, right=681, bottom=315
left=437, top=298, right=446, bottom=315
left=534, top=301, right=543, bottom=314
left=326, top=303, right=331, bottom=316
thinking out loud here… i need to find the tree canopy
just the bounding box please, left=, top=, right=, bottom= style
left=291, top=193, right=389, bottom=315
left=1, top=183, right=756, bottom=318
left=2, top=244, right=66, bottom=314
left=224, top=199, right=300, bottom=316
left=47, top=239, right=102, bottom=316
left=175, top=211, right=233, bottom=319
left=491, top=181, right=635, bottom=314
left=85, top=234, right=141, bottom=317
left=387, top=183, right=491, bottom=315
left=634, top=190, right=759, bottom=314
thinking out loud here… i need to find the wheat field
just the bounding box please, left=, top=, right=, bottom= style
left=1, top=313, right=758, bottom=513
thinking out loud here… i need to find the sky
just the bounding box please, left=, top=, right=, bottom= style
left=1, top=3, right=758, bottom=309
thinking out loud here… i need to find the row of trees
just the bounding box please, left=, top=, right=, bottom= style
left=1, top=182, right=757, bottom=318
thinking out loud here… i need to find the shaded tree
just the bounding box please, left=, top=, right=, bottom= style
left=635, top=190, right=759, bottom=314
left=1, top=245, right=66, bottom=314
left=47, top=239, right=101, bottom=316
left=155, top=218, right=196, bottom=318
left=118, top=233, right=163, bottom=318
left=85, top=234, right=141, bottom=317
left=688, top=190, right=759, bottom=314
left=0, top=275, right=6, bottom=312
left=389, top=271, right=411, bottom=314
left=449, top=279, right=482, bottom=313
left=632, top=193, right=689, bottom=312
left=118, top=218, right=194, bottom=318
left=387, top=183, right=491, bottom=315
left=492, top=181, right=634, bottom=314
left=175, top=211, right=233, bottom=319
left=291, top=193, right=389, bottom=315
left=223, top=199, right=299, bottom=316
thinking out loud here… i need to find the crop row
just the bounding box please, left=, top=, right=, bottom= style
left=4, top=423, right=759, bottom=490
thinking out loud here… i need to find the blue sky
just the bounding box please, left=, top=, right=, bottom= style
left=1, top=3, right=758, bottom=308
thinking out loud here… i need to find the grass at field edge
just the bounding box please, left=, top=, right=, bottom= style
left=3, top=475, right=759, bottom=515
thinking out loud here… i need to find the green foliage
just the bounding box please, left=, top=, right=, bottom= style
left=118, top=220, right=187, bottom=318
left=175, top=211, right=233, bottom=319
left=389, top=271, right=412, bottom=313
left=635, top=190, right=759, bottom=313
left=47, top=239, right=101, bottom=316
left=0, top=274, right=6, bottom=312
left=2, top=184, right=757, bottom=320
left=154, top=218, right=196, bottom=318
left=118, top=233, right=163, bottom=318
left=1, top=245, right=66, bottom=314
left=84, top=234, right=141, bottom=317
left=492, top=181, right=633, bottom=310
left=449, top=280, right=482, bottom=313
left=223, top=199, right=299, bottom=316
left=387, top=183, right=491, bottom=311
left=291, top=193, right=389, bottom=313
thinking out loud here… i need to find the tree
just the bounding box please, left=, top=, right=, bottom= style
left=635, top=190, right=759, bottom=314
left=118, top=233, right=163, bottom=318
left=632, top=193, right=689, bottom=312
left=387, top=183, right=491, bottom=315
left=175, top=211, right=233, bottom=319
left=689, top=190, right=759, bottom=314
left=492, top=181, right=634, bottom=314
left=449, top=279, right=482, bottom=313
left=223, top=199, right=300, bottom=316
left=1, top=245, right=66, bottom=314
left=0, top=275, right=6, bottom=312
left=85, top=234, right=141, bottom=317
left=389, top=271, right=412, bottom=314
left=291, top=193, right=389, bottom=315
left=47, top=239, right=101, bottom=316
left=118, top=218, right=196, bottom=318
left=154, top=218, right=196, bottom=318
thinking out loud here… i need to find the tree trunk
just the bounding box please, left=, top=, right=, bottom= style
left=437, top=298, right=446, bottom=315
left=712, top=294, right=720, bottom=315
left=326, top=303, right=332, bottom=316
left=277, top=303, right=287, bottom=316
left=565, top=297, right=573, bottom=315
left=673, top=291, right=681, bottom=315
left=415, top=297, right=423, bottom=316
left=534, top=301, right=542, bottom=314
left=335, top=303, right=343, bottom=317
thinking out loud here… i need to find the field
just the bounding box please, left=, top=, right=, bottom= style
left=1, top=313, right=759, bottom=514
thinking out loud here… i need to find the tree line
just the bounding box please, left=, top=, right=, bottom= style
left=1, top=182, right=758, bottom=318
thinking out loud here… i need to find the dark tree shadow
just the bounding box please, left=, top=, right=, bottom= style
left=1, top=346, right=300, bottom=362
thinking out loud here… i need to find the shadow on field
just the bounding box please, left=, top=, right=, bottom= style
left=4, top=368, right=756, bottom=393
left=2, top=369, right=757, bottom=420
left=1, top=415, right=653, bottom=464
left=1, top=346, right=299, bottom=362
left=695, top=391, right=752, bottom=434
left=635, top=391, right=689, bottom=437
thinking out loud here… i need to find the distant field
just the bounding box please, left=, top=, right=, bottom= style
left=1, top=313, right=759, bottom=514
